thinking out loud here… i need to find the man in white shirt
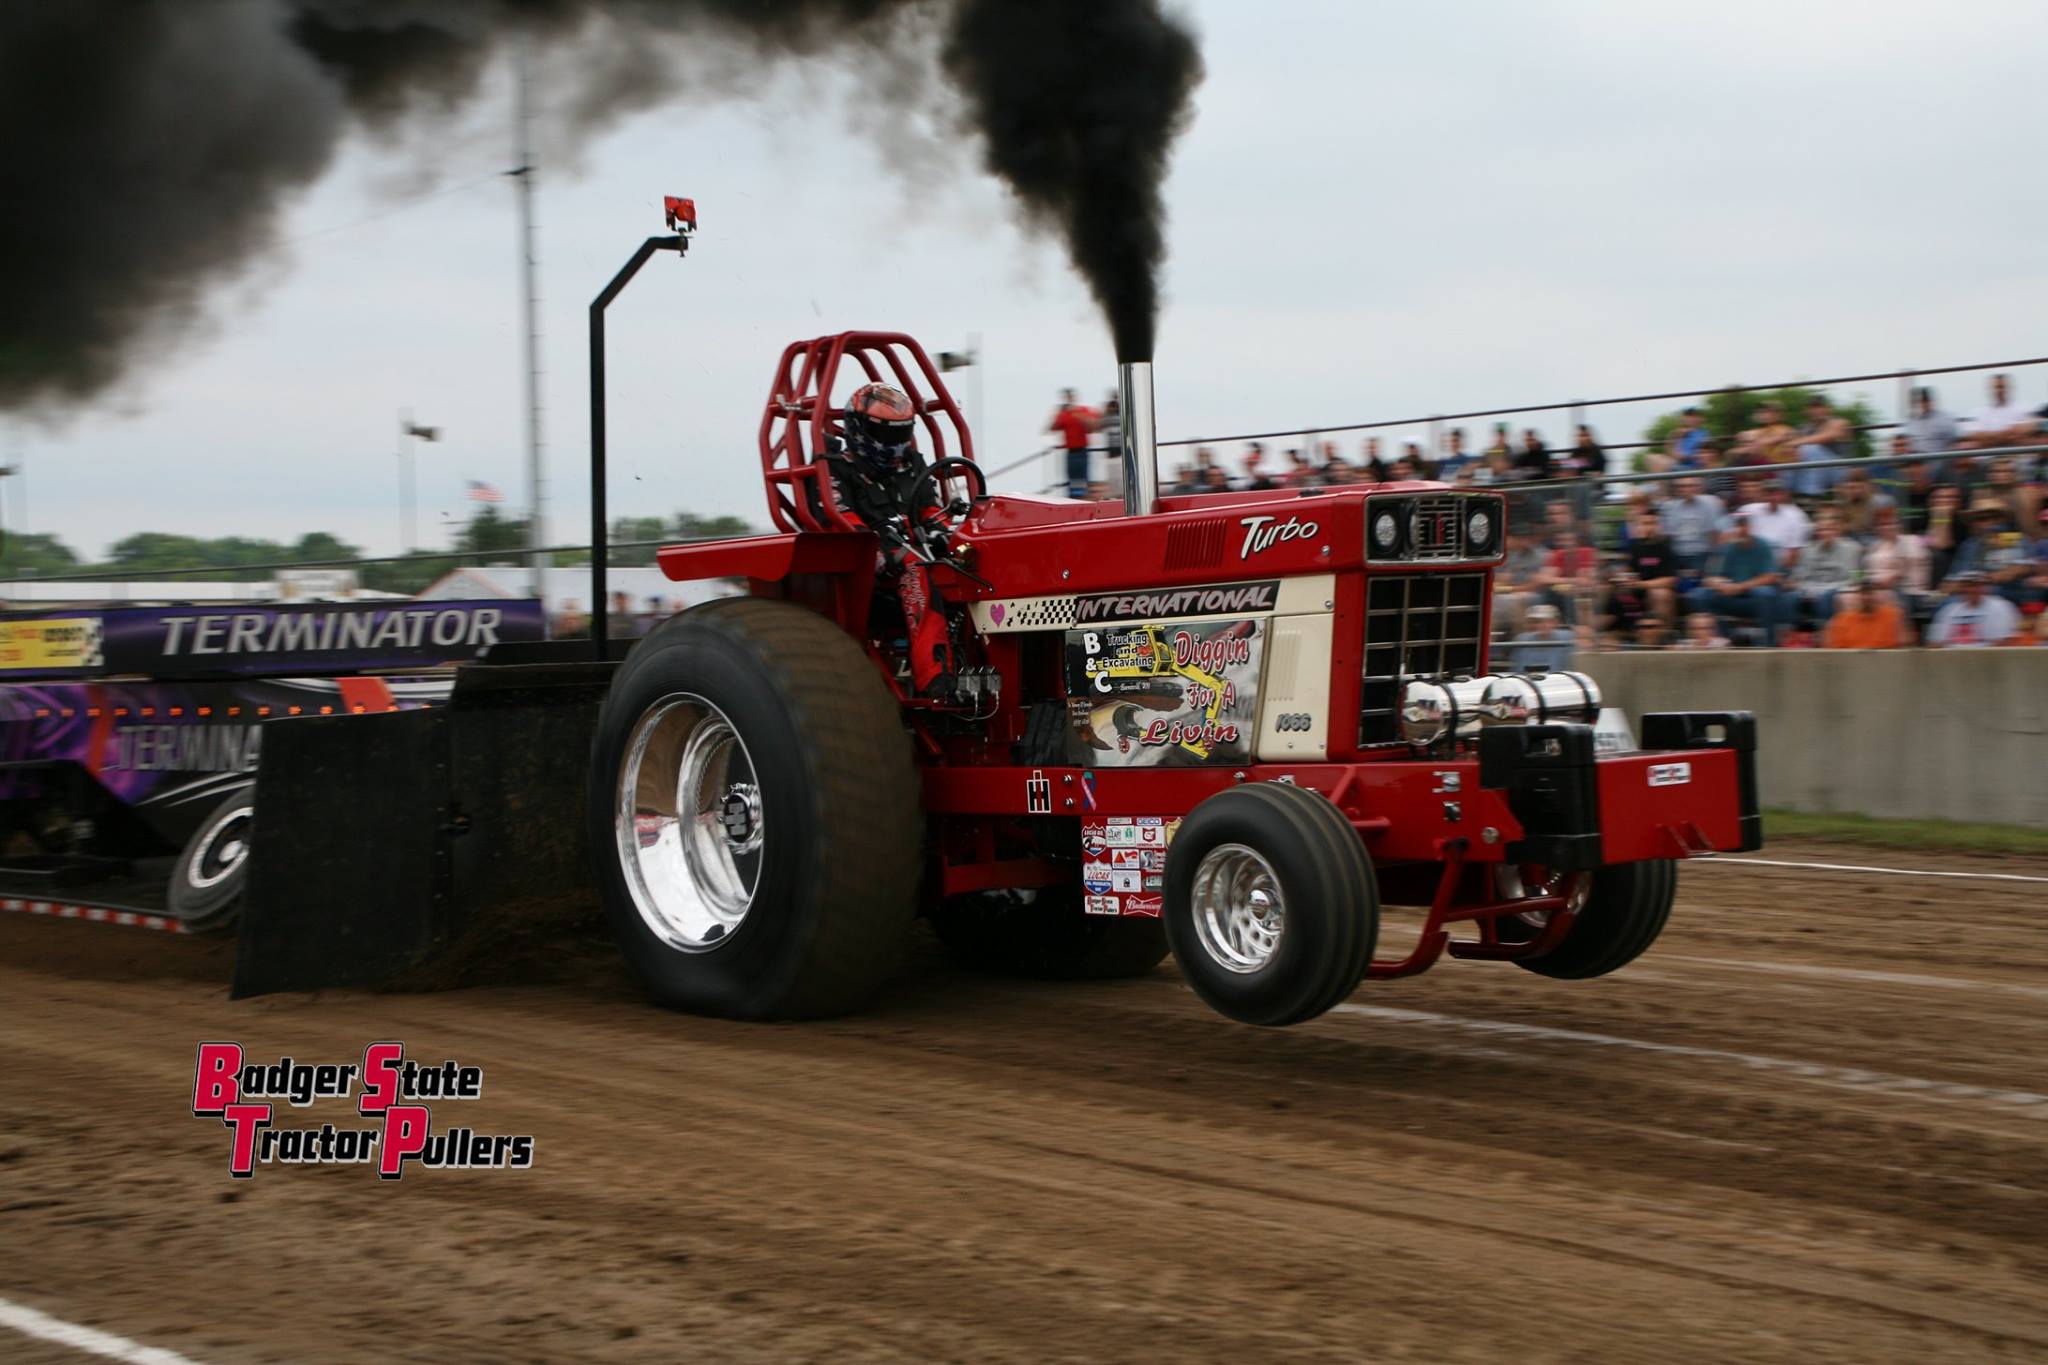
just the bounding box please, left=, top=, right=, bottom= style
left=1737, top=480, right=1813, bottom=569
left=1927, top=573, right=2021, bottom=647
left=1961, top=373, right=2039, bottom=453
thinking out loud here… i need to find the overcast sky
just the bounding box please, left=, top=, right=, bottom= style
left=10, top=0, right=2047, bottom=562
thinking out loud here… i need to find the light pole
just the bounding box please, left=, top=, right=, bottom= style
left=0, top=460, right=18, bottom=581
left=589, top=199, right=694, bottom=657
left=511, top=42, right=547, bottom=598
left=397, top=411, right=440, bottom=554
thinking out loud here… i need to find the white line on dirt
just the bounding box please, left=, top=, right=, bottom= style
left=1328, top=1003, right=2048, bottom=1112
left=0, top=1298, right=206, bottom=1365
left=1657, top=954, right=2048, bottom=1001
left=1699, top=856, right=2048, bottom=884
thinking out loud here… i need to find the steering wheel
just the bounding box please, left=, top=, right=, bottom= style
left=911, top=457, right=988, bottom=519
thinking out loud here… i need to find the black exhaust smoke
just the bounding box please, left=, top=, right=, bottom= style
left=943, top=2, right=1200, bottom=362
left=0, top=0, right=1200, bottom=414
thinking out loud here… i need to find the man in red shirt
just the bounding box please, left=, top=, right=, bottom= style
left=1536, top=526, right=1601, bottom=623
left=1047, top=388, right=1099, bottom=497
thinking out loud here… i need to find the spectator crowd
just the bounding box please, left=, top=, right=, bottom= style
left=1050, top=373, right=2048, bottom=651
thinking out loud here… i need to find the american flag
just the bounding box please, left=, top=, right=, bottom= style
left=465, top=480, right=505, bottom=504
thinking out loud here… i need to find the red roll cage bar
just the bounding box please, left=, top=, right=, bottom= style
left=758, top=332, right=977, bottom=535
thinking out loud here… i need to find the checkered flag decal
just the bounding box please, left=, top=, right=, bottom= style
left=976, top=596, right=1078, bottom=632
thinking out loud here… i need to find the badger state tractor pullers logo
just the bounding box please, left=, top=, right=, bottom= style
left=192, top=1042, right=535, bottom=1180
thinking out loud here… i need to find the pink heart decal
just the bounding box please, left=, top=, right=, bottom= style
left=990, top=603, right=1006, bottom=624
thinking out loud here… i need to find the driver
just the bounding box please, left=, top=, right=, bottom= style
left=828, top=382, right=966, bottom=700
left=831, top=383, right=947, bottom=549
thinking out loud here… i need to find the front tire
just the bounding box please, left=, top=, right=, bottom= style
left=1499, top=859, right=1676, bottom=979
left=587, top=598, right=921, bottom=1019
left=1164, top=783, right=1378, bottom=1026
left=931, top=887, right=1169, bottom=979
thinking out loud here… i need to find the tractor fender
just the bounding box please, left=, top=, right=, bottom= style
left=656, top=531, right=876, bottom=584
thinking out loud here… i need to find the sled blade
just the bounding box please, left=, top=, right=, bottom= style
left=231, top=661, right=614, bottom=997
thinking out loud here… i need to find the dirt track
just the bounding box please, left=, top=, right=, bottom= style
left=4, top=839, right=2047, bottom=1364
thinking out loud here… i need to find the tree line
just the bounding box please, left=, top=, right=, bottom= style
left=0, top=506, right=758, bottom=597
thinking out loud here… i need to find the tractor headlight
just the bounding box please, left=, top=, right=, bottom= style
left=1370, top=507, right=1402, bottom=556
left=1466, top=508, right=1494, bottom=553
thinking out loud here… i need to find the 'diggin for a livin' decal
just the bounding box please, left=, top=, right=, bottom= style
left=1064, top=617, right=1265, bottom=767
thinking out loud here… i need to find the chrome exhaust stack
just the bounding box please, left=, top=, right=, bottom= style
left=1118, top=360, right=1160, bottom=516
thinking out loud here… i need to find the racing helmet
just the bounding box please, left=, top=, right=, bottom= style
left=843, top=382, right=918, bottom=470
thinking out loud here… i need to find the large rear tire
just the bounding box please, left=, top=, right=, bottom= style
left=931, top=887, right=1170, bottom=980
left=1164, top=783, right=1378, bottom=1027
left=587, top=598, right=921, bottom=1019
left=1499, top=859, right=1676, bottom=979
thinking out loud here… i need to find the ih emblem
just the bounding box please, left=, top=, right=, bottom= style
left=1414, top=506, right=1457, bottom=551
left=1026, top=770, right=1053, bottom=814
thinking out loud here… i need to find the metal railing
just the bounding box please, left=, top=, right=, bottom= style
left=1149, top=354, right=2048, bottom=459
left=985, top=352, right=2048, bottom=493
left=1591, top=442, right=2041, bottom=487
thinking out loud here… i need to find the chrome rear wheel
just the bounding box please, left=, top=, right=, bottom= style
left=588, top=599, right=921, bottom=1019
left=616, top=694, right=762, bottom=953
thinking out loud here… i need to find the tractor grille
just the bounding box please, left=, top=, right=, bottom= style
left=1358, top=572, right=1487, bottom=745
left=1409, top=495, right=1466, bottom=561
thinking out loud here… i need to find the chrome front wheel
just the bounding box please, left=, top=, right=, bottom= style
left=1493, top=863, right=1591, bottom=939
left=1189, top=842, right=1287, bottom=974
left=1164, top=782, right=1379, bottom=1027
left=1510, top=860, right=1679, bottom=980
left=616, top=694, right=763, bottom=953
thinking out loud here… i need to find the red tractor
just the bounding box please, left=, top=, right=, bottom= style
left=227, top=208, right=1756, bottom=1022
left=584, top=328, right=1760, bottom=1026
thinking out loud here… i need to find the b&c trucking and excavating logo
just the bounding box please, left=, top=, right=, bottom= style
left=191, top=1041, right=535, bottom=1180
